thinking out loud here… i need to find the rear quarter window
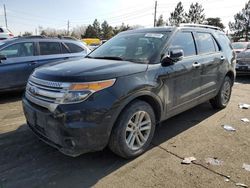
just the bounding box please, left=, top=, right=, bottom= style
left=65, top=42, right=84, bottom=53
left=217, top=34, right=233, bottom=55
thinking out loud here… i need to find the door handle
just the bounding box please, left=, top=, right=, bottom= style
left=220, top=56, right=225, bottom=61
left=64, top=57, right=69, bottom=60
left=192, top=62, right=201, bottom=68
left=28, top=61, right=37, bottom=65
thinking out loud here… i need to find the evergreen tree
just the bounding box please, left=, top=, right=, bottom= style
left=206, top=17, right=225, bottom=30
left=156, top=15, right=165, bottom=27
left=229, top=0, right=250, bottom=41
left=92, top=19, right=101, bottom=38
left=101, top=20, right=113, bottom=39
left=83, top=25, right=96, bottom=38
left=83, top=19, right=101, bottom=38
left=186, top=2, right=205, bottom=24
left=169, top=2, right=186, bottom=26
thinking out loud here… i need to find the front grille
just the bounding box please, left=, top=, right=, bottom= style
left=25, top=76, right=70, bottom=111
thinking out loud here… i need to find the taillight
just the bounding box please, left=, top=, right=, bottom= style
left=9, top=33, right=14, bottom=37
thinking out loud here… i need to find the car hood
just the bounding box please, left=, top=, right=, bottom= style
left=32, top=58, right=148, bottom=82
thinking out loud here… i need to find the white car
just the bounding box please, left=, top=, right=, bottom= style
left=0, top=27, right=14, bottom=40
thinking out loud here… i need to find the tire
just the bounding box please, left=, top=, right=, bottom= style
left=109, top=100, right=156, bottom=159
left=210, top=76, right=232, bottom=109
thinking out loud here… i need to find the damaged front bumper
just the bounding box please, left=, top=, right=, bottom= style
left=22, top=95, right=117, bottom=157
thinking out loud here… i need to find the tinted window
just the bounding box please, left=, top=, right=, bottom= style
left=170, top=32, right=196, bottom=57
left=196, top=32, right=216, bottom=54
left=61, top=43, right=69, bottom=53
left=218, top=34, right=233, bottom=55
left=0, top=42, right=34, bottom=58
left=65, top=43, right=84, bottom=53
left=39, top=42, right=61, bottom=55
left=0, top=28, right=3, bottom=33
left=213, top=38, right=220, bottom=52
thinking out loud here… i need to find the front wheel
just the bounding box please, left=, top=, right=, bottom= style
left=109, top=100, right=156, bottom=159
left=210, top=76, right=232, bottom=109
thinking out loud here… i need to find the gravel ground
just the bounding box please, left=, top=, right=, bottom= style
left=0, top=76, right=249, bottom=188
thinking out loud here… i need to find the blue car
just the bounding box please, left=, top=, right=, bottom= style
left=0, top=36, right=90, bottom=92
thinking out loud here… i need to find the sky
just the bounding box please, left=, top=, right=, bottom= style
left=0, top=0, right=248, bottom=36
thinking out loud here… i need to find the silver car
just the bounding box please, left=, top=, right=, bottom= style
left=0, top=27, right=14, bottom=40
left=236, top=43, right=250, bottom=75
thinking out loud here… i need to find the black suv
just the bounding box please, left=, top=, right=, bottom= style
left=22, top=24, right=236, bottom=158
left=0, top=36, right=90, bottom=92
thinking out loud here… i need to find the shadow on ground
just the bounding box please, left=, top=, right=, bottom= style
left=235, top=75, right=250, bottom=84
left=0, top=100, right=219, bottom=188
left=0, top=91, right=23, bottom=104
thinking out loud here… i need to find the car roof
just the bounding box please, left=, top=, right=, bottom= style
left=2, top=36, right=83, bottom=44
left=119, top=25, right=224, bottom=35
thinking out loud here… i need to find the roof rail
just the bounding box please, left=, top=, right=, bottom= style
left=57, top=36, right=78, bottom=41
left=17, top=35, right=79, bottom=41
left=179, top=23, right=222, bottom=31
left=19, top=35, right=48, bottom=39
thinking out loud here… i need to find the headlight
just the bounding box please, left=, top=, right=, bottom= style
left=58, top=79, right=116, bottom=104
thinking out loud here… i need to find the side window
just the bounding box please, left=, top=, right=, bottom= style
left=170, top=32, right=196, bottom=57
left=0, top=28, right=3, bottom=33
left=39, top=42, right=61, bottom=55
left=213, top=38, right=220, bottom=52
left=218, top=34, right=233, bottom=55
left=65, top=43, right=84, bottom=53
left=61, top=43, right=70, bottom=53
left=196, top=32, right=216, bottom=54
left=0, top=42, right=34, bottom=58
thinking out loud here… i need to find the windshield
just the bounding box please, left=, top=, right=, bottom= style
left=87, top=31, right=170, bottom=64
left=232, top=42, right=248, bottom=49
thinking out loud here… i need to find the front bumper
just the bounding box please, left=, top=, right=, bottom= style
left=22, top=93, right=119, bottom=157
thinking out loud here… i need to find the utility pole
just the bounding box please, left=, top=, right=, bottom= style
left=3, top=4, right=8, bottom=28
left=67, top=20, right=70, bottom=35
left=153, top=1, right=157, bottom=27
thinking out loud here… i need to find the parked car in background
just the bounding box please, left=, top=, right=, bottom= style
left=0, top=27, right=14, bottom=40
left=82, top=38, right=102, bottom=51
left=88, top=43, right=100, bottom=51
left=23, top=24, right=235, bottom=158
left=0, top=36, right=90, bottom=92
left=232, top=42, right=249, bottom=54
left=235, top=43, right=250, bottom=75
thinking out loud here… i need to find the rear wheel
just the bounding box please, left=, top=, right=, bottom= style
left=109, top=100, right=156, bottom=159
left=210, top=76, right=232, bottom=109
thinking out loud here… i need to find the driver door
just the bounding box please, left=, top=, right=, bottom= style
left=159, top=31, right=202, bottom=117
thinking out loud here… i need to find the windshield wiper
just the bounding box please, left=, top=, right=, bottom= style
left=88, top=56, right=124, bottom=61
left=85, top=55, right=93, bottom=58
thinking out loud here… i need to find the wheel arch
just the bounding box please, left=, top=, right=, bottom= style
left=113, top=92, right=164, bottom=127
left=225, top=70, right=235, bottom=85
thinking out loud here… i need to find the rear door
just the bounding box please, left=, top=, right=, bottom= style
left=194, top=32, right=223, bottom=98
left=0, top=42, right=36, bottom=90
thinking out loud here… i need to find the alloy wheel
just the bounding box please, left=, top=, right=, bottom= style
left=125, top=111, right=152, bottom=150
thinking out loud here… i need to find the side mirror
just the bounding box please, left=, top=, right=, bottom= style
left=161, top=49, right=184, bottom=66
left=0, top=54, right=7, bottom=62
